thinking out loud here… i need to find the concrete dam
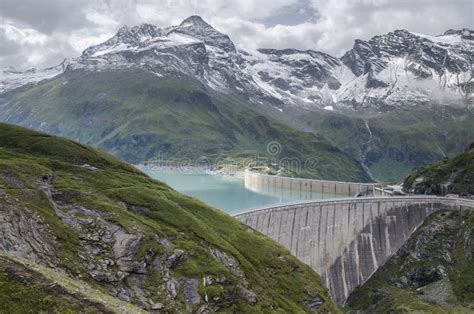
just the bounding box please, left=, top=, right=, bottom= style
left=234, top=196, right=474, bottom=305
left=244, top=170, right=388, bottom=197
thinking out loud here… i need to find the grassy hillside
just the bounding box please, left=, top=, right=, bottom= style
left=0, top=122, right=338, bottom=312
left=0, top=69, right=370, bottom=182
left=299, top=106, right=474, bottom=182
left=404, top=142, right=474, bottom=196
left=345, top=210, right=474, bottom=313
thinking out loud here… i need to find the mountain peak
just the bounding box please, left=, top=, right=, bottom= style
left=173, top=15, right=236, bottom=52
left=117, top=25, right=130, bottom=34
left=179, top=15, right=210, bottom=27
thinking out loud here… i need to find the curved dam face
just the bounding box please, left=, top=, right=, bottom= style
left=234, top=197, right=474, bottom=305
left=244, top=170, right=387, bottom=197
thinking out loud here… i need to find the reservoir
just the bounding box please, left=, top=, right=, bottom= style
left=146, top=170, right=342, bottom=214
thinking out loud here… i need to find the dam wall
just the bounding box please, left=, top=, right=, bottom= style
left=244, top=170, right=388, bottom=197
left=234, top=197, right=474, bottom=305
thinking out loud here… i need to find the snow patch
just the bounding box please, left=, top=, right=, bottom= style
left=91, top=43, right=131, bottom=57
left=411, top=32, right=463, bottom=45
left=0, top=65, right=65, bottom=93
left=167, top=32, right=201, bottom=45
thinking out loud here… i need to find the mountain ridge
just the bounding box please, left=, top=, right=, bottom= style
left=1, top=17, right=472, bottom=110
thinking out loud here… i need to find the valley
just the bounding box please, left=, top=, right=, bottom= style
left=0, top=7, right=473, bottom=313
left=1, top=17, right=472, bottom=182
left=0, top=68, right=370, bottom=182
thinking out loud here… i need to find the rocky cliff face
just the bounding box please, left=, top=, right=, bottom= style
left=345, top=209, right=474, bottom=312
left=0, top=122, right=338, bottom=313
left=404, top=142, right=474, bottom=196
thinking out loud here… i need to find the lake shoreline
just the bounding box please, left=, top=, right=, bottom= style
left=136, top=164, right=245, bottom=178
left=142, top=168, right=344, bottom=213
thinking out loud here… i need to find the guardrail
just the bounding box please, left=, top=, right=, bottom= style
left=233, top=195, right=474, bottom=217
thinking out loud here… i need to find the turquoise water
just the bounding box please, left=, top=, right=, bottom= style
left=146, top=170, right=340, bottom=214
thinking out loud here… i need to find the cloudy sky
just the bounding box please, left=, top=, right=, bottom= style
left=1, top=0, right=472, bottom=69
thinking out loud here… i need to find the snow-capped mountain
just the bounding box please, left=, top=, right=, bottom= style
left=76, top=16, right=248, bottom=92
left=0, top=60, right=70, bottom=94
left=338, top=29, right=473, bottom=107
left=1, top=16, right=472, bottom=110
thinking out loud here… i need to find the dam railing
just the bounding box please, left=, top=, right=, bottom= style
left=233, top=195, right=474, bottom=217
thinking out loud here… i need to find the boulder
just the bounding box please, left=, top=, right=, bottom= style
left=184, top=279, right=201, bottom=305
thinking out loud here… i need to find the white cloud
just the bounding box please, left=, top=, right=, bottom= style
left=306, top=0, right=474, bottom=55
left=215, top=0, right=474, bottom=56
left=0, top=20, right=75, bottom=68
left=0, top=22, right=48, bottom=45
